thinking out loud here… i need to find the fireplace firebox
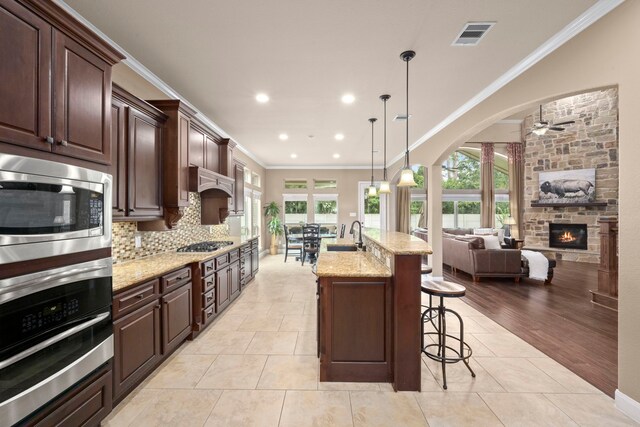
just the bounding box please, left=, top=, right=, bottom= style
left=549, top=223, right=588, bottom=250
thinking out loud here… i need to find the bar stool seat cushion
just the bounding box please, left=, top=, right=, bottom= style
left=421, top=279, right=466, bottom=298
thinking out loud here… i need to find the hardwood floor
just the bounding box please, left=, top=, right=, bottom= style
left=443, top=260, right=618, bottom=396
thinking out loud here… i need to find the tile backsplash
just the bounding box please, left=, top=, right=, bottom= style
left=112, top=193, right=229, bottom=263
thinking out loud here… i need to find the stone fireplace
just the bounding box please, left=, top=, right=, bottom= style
left=522, top=88, right=619, bottom=263
left=549, top=223, right=588, bottom=250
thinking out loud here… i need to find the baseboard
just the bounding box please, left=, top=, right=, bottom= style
left=615, top=389, right=640, bottom=423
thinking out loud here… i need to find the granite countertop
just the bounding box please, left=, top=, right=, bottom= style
left=315, top=251, right=391, bottom=278
left=112, top=236, right=258, bottom=292
left=362, top=229, right=432, bottom=255
left=321, top=237, right=358, bottom=251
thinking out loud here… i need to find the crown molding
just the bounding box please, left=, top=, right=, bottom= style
left=54, top=0, right=267, bottom=169
left=388, top=0, right=624, bottom=167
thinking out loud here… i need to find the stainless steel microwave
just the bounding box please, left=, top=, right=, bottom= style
left=0, top=154, right=112, bottom=265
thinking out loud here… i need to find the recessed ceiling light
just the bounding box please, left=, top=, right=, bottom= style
left=333, top=153, right=340, bottom=159
left=290, top=153, right=297, bottom=159
left=334, top=133, right=344, bottom=141
left=341, top=94, right=355, bottom=104
left=279, top=133, right=288, bottom=140
left=255, top=93, right=269, bottom=103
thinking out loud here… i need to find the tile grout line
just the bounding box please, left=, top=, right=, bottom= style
left=277, top=390, right=288, bottom=426
left=540, top=393, right=583, bottom=425
left=476, top=392, right=507, bottom=427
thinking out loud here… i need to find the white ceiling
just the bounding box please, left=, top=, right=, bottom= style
left=61, top=0, right=598, bottom=168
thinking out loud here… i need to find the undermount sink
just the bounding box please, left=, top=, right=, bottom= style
left=327, top=245, right=358, bottom=252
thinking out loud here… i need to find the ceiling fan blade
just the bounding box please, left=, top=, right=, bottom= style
left=553, top=120, right=575, bottom=126
left=549, top=127, right=565, bottom=131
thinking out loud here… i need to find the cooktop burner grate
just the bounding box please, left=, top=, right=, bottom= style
left=176, top=241, right=234, bottom=252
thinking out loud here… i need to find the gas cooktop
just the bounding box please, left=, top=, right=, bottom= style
left=176, top=241, right=234, bottom=252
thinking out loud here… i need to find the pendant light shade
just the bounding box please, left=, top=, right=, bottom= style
left=378, top=94, right=391, bottom=194
left=368, top=117, right=378, bottom=197
left=397, top=50, right=417, bottom=187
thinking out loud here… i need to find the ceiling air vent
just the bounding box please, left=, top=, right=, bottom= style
left=452, top=22, right=495, bottom=46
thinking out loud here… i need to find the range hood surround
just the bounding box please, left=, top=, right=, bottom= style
left=190, top=166, right=235, bottom=225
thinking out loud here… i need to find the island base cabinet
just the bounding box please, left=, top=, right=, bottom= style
left=113, top=301, right=161, bottom=401
left=162, top=282, right=193, bottom=355
left=319, top=276, right=392, bottom=383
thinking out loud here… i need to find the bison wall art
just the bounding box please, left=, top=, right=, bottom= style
left=538, top=168, right=596, bottom=203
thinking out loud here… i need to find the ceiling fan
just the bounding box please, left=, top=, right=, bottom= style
left=527, top=105, right=575, bottom=136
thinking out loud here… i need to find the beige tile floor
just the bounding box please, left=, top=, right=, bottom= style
left=103, top=255, right=637, bottom=427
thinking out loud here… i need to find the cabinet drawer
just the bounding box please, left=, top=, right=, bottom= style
left=33, top=368, right=112, bottom=427
left=202, top=305, right=217, bottom=326
left=202, top=259, right=215, bottom=277
left=113, top=279, right=159, bottom=319
left=228, top=249, right=240, bottom=263
left=214, top=253, right=229, bottom=270
left=203, top=274, right=215, bottom=293
left=161, top=267, right=191, bottom=293
left=251, top=239, right=258, bottom=248
left=241, top=244, right=251, bottom=255
left=202, top=289, right=215, bottom=308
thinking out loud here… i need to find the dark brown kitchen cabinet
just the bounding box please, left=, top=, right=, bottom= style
left=232, top=161, right=245, bottom=214
left=110, top=97, right=127, bottom=217
left=161, top=282, right=193, bottom=355
left=216, top=266, right=231, bottom=312
left=188, top=123, right=206, bottom=168
left=128, top=107, right=164, bottom=218
left=53, top=31, right=111, bottom=164
left=111, top=85, right=167, bottom=221
left=113, top=300, right=161, bottom=401
left=0, top=0, right=52, bottom=152
left=29, top=366, right=112, bottom=427
left=205, top=135, right=220, bottom=172
left=229, top=259, right=240, bottom=301
left=251, top=243, right=260, bottom=276
left=0, top=0, right=123, bottom=165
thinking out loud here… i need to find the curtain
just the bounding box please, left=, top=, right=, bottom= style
left=396, top=186, right=410, bottom=233
left=480, top=143, right=494, bottom=228
left=507, top=142, right=525, bottom=239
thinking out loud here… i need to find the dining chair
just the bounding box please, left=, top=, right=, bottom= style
left=301, top=225, right=320, bottom=266
left=283, top=225, right=302, bottom=263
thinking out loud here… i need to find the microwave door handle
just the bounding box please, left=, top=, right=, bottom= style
left=0, top=312, right=110, bottom=371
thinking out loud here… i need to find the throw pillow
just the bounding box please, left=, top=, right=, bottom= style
left=473, top=228, right=494, bottom=235
left=455, top=236, right=485, bottom=250
left=482, top=235, right=502, bottom=250
left=494, top=228, right=505, bottom=243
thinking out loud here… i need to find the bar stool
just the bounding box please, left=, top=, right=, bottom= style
left=421, top=279, right=475, bottom=390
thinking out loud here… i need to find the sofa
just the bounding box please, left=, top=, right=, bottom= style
left=412, top=228, right=555, bottom=284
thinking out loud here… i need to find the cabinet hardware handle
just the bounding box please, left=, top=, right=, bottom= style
left=45, top=136, right=54, bottom=144
left=117, top=208, right=125, bottom=212
left=136, top=294, right=144, bottom=299
left=129, top=208, right=136, bottom=212
left=175, top=276, right=183, bottom=280
left=155, top=304, right=160, bottom=309
left=60, top=140, right=68, bottom=146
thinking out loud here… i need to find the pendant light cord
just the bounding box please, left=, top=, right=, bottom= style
left=371, top=119, right=375, bottom=185
left=405, top=54, right=410, bottom=168
left=383, top=98, right=387, bottom=180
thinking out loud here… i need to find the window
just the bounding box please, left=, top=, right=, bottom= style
left=358, top=182, right=387, bottom=230
left=243, top=191, right=252, bottom=237
left=252, top=172, right=261, bottom=187
left=494, top=151, right=509, bottom=226
left=252, top=192, right=262, bottom=248
left=442, top=151, right=481, bottom=190
left=410, top=195, right=427, bottom=230
left=244, top=167, right=251, bottom=184
left=283, top=194, right=308, bottom=225
left=314, top=179, right=337, bottom=189
left=495, top=194, right=510, bottom=228
left=442, top=192, right=481, bottom=228
left=284, top=179, right=307, bottom=189
left=313, top=194, right=338, bottom=225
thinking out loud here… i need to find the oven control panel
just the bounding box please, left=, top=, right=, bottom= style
left=21, top=299, right=80, bottom=333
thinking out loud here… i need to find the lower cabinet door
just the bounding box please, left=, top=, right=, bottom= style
left=229, top=261, right=240, bottom=300
left=161, top=282, right=193, bottom=355
left=216, top=268, right=230, bottom=312
left=113, top=301, right=161, bottom=400
left=251, top=249, right=259, bottom=275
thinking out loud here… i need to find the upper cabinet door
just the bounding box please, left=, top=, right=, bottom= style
left=234, top=163, right=245, bottom=213
left=188, top=126, right=205, bottom=168
left=53, top=31, right=111, bottom=164
left=205, top=135, right=219, bottom=172
left=110, top=98, right=127, bottom=217
left=0, top=1, right=52, bottom=151
left=128, top=107, right=163, bottom=218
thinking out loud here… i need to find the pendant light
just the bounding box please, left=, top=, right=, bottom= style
left=378, top=94, right=391, bottom=194
left=397, top=50, right=417, bottom=187
left=368, top=117, right=378, bottom=197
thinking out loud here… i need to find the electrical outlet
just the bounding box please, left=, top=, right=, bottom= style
left=134, top=234, right=142, bottom=248
left=349, top=212, right=356, bottom=217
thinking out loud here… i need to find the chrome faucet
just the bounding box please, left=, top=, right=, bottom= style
left=349, top=220, right=363, bottom=248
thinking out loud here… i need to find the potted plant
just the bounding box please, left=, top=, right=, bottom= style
left=264, top=201, right=283, bottom=255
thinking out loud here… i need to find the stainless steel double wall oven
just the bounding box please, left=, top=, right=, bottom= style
left=0, top=154, right=113, bottom=426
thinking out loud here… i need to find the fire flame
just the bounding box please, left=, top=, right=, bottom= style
left=558, top=231, right=577, bottom=243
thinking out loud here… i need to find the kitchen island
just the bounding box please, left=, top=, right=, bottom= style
left=315, top=230, right=432, bottom=391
